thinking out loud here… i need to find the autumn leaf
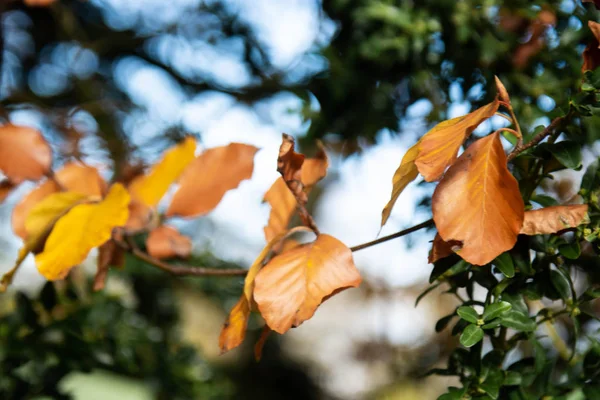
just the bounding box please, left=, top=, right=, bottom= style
left=429, top=233, right=462, bottom=264
left=12, top=162, right=106, bottom=239
left=254, top=326, right=272, bottom=361
left=583, top=21, right=600, bottom=72
left=264, top=138, right=328, bottom=241
left=0, top=124, right=52, bottom=183
left=124, top=200, right=155, bottom=233
left=166, top=143, right=258, bottom=218
left=146, top=225, right=192, bottom=259
left=381, top=142, right=420, bottom=227
left=129, top=137, right=196, bottom=207
left=432, top=132, right=524, bottom=265
left=520, top=205, right=589, bottom=235
left=94, top=240, right=123, bottom=291
left=253, top=234, right=361, bottom=334
left=415, top=99, right=500, bottom=182
left=35, top=184, right=130, bottom=280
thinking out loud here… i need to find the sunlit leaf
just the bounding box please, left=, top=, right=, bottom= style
left=167, top=143, right=258, bottom=218
left=0, top=124, right=52, bottom=183
left=381, top=141, right=420, bottom=227
left=35, top=184, right=130, bottom=280
left=146, top=225, right=192, bottom=259
left=520, top=205, right=589, bottom=235
left=460, top=324, right=484, bottom=347
left=129, top=137, right=196, bottom=207
left=253, top=234, right=361, bottom=334
left=415, top=98, right=499, bottom=182
left=432, top=132, right=524, bottom=265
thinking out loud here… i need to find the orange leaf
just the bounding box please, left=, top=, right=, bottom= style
left=219, top=296, right=251, bottom=354
left=263, top=139, right=328, bottom=240
left=520, top=205, right=589, bottom=235
left=124, top=200, right=155, bottom=233
left=381, top=141, right=420, bottom=227
left=11, top=162, right=106, bottom=239
left=429, top=233, right=462, bottom=264
left=166, top=143, right=258, bottom=218
left=254, top=326, right=272, bottom=361
left=415, top=98, right=499, bottom=182
left=253, top=234, right=361, bottom=334
left=146, top=225, right=192, bottom=259
left=432, top=132, right=524, bottom=265
left=0, top=124, right=52, bottom=183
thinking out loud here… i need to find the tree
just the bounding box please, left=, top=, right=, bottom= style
left=1, top=0, right=600, bottom=399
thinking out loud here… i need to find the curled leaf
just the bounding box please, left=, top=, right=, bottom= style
left=254, top=326, right=272, bottom=361
left=0, top=124, right=52, bottom=183
left=381, top=142, right=420, bottom=227
left=35, top=184, right=130, bottom=280
left=520, top=205, right=589, bottom=235
left=253, top=234, right=361, bottom=334
left=146, top=225, right=192, bottom=259
left=129, top=137, right=196, bottom=207
left=432, top=132, right=524, bottom=265
left=166, top=143, right=258, bottom=218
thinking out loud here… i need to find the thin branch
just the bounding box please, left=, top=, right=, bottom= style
left=115, top=238, right=247, bottom=277
left=349, top=219, right=434, bottom=252
left=507, top=113, right=570, bottom=162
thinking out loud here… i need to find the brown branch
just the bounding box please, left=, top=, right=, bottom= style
left=115, top=238, right=247, bottom=277
left=349, top=219, right=434, bottom=252
left=507, top=113, right=570, bottom=162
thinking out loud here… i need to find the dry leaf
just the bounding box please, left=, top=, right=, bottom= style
left=11, top=162, right=106, bottom=239
left=166, top=143, right=258, bottom=218
left=432, top=132, right=524, bottom=265
left=0, top=180, right=17, bottom=203
left=94, top=240, right=123, bottom=291
left=35, top=184, right=130, bottom=280
left=263, top=138, right=328, bottom=240
left=512, top=10, right=556, bottom=69
left=429, top=233, right=462, bottom=264
left=124, top=200, right=155, bottom=232
left=381, top=142, right=420, bottom=227
left=495, top=76, right=510, bottom=104
left=253, top=234, right=361, bottom=334
left=520, top=205, right=589, bottom=235
left=0, top=124, right=52, bottom=183
left=415, top=98, right=499, bottom=182
left=146, top=225, right=192, bottom=259
left=583, top=21, right=600, bottom=72
left=129, top=137, right=196, bottom=207
left=254, top=326, right=272, bottom=361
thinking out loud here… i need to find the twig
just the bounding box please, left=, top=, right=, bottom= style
left=507, top=114, right=569, bottom=162
left=349, top=219, right=434, bottom=252
left=115, top=238, right=247, bottom=277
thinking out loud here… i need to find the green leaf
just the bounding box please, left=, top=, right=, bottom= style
left=460, top=324, right=484, bottom=347
left=436, top=314, right=455, bottom=332
left=544, top=141, right=583, bottom=170
left=499, top=310, right=536, bottom=332
left=482, top=319, right=501, bottom=330
left=558, top=241, right=581, bottom=260
left=415, top=282, right=440, bottom=306
left=483, top=301, right=512, bottom=321
left=501, top=293, right=528, bottom=315
left=480, top=368, right=503, bottom=399
left=438, top=387, right=470, bottom=400
left=581, top=160, right=599, bottom=195
left=504, top=371, right=522, bottom=386
left=530, top=194, right=558, bottom=207
left=457, top=306, right=479, bottom=323
left=494, top=253, right=515, bottom=278
left=550, top=269, right=572, bottom=301
left=533, top=340, right=546, bottom=373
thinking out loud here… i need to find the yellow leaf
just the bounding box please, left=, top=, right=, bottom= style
left=432, top=132, right=524, bottom=265
left=254, top=234, right=361, bottom=334
left=129, top=137, right=196, bottom=207
left=35, top=184, right=130, bottom=280
left=415, top=99, right=499, bottom=182
left=381, top=141, right=420, bottom=227
left=25, top=192, right=89, bottom=240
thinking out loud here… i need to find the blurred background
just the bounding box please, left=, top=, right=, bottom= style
left=0, top=0, right=598, bottom=399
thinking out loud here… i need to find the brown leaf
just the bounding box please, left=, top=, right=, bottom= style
left=263, top=136, right=327, bottom=240
left=494, top=76, right=511, bottom=105
left=415, top=99, right=499, bottom=182
left=432, top=132, right=524, bottom=265
left=219, top=296, right=251, bottom=354
left=254, top=326, right=272, bottom=361
left=583, top=21, right=600, bottom=72
left=94, top=239, right=123, bottom=291
left=253, top=234, right=361, bottom=334
left=0, top=180, right=18, bottom=203
left=429, top=233, right=462, bottom=264
left=166, top=143, right=258, bottom=218
left=124, top=200, right=155, bottom=233
left=512, top=10, right=556, bottom=69
left=0, top=124, right=52, bottom=183
left=520, top=205, right=589, bottom=235
left=146, top=225, right=192, bottom=259
left=11, top=162, right=106, bottom=239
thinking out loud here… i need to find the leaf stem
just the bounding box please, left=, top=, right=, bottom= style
left=507, top=113, right=570, bottom=162
left=349, top=219, right=434, bottom=252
